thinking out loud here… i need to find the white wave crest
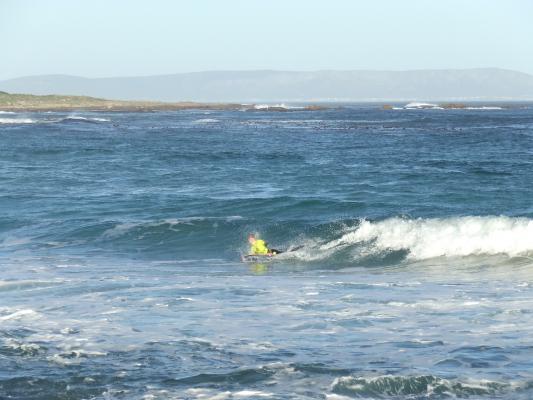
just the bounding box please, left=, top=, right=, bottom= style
left=0, top=117, right=36, bottom=124
left=322, top=216, right=533, bottom=260
left=0, top=309, right=40, bottom=321
left=404, top=102, right=442, bottom=109
left=253, top=103, right=304, bottom=110
left=0, top=115, right=111, bottom=124
left=193, top=118, right=219, bottom=124
left=62, top=116, right=110, bottom=122
left=465, top=106, right=503, bottom=110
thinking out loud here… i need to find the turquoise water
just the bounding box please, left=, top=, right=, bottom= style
left=2, top=105, right=533, bottom=399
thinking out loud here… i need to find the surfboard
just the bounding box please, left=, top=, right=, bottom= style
left=241, top=246, right=301, bottom=263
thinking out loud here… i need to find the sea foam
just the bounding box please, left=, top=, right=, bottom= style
left=321, top=216, right=533, bottom=260
left=0, top=117, right=36, bottom=124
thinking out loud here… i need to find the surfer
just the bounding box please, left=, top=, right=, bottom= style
left=248, top=233, right=281, bottom=256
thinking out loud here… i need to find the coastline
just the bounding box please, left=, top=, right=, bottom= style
left=0, top=92, right=325, bottom=112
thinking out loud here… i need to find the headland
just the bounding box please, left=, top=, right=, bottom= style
left=0, top=92, right=325, bottom=112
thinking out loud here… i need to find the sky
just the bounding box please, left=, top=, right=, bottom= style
left=2, top=0, right=533, bottom=80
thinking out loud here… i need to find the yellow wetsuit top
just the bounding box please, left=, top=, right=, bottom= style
left=250, top=239, right=269, bottom=255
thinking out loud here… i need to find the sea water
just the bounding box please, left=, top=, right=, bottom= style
left=1, top=105, right=533, bottom=399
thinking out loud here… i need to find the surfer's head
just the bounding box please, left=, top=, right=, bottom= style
left=248, top=233, right=257, bottom=244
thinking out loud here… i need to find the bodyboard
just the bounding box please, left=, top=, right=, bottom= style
left=242, top=254, right=276, bottom=263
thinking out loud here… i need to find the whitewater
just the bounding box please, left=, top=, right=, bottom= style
left=2, top=104, right=533, bottom=399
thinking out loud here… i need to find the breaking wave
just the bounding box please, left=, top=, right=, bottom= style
left=271, top=215, right=533, bottom=266
left=465, top=106, right=503, bottom=110
left=398, top=103, right=505, bottom=111
left=3, top=214, right=533, bottom=264
left=0, top=117, right=36, bottom=124
left=312, top=216, right=533, bottom=261
left=331, top=375, right=519, bottom=398
left=253, top=103, right=304, bottom=110
left=193, top=118, right=220, bottom=124
left=0, top=115, right=109, bottom=125
left=60, top=116, right=110, bottom=123
left=404, top=102, right=442, bottom=109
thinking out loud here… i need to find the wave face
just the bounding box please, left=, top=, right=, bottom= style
left=2, top=105, right=533, bottom=399
left=4, top=215, right=532, bottom=264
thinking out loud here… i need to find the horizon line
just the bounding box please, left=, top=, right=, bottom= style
left=2, top=67, right=531, bottom=81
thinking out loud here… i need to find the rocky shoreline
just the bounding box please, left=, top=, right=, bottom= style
left=0, top=92, right=325, bottom=112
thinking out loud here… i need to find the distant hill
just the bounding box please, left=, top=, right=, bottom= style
left=1, top=68, right=533, bottom=102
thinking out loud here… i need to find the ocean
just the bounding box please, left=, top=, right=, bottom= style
left=1, top=104, right=533, bottom=399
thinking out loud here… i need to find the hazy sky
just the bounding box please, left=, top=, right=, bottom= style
left=2, top=0, right=533, bottom=80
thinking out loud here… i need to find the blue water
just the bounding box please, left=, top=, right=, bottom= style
left=2, top=105, right=533, bottom=399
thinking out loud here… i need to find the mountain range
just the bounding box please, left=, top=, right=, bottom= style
left=1, top=68, right=532, bottom=102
